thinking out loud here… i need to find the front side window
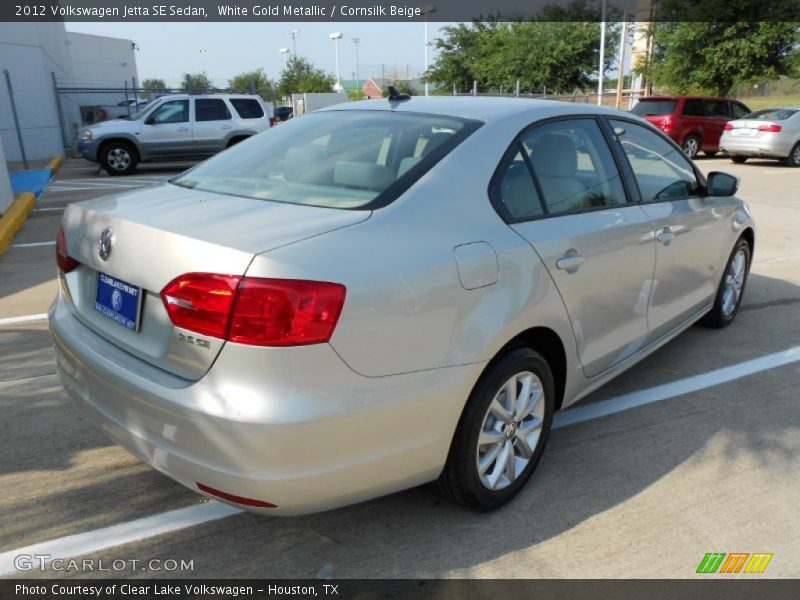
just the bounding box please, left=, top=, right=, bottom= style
left=611, top=119, right=700, bottom=202
left=172, top=111, right=480, bottom=209
left=230, top=98, right=264, bottom=119
left=520, top=119, right=627, bottom=215
left=195, top=99, right=231, bottom=121
left=148, top=100, right=189, bottom=124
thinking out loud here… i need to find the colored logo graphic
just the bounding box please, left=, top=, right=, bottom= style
left=696, top=552, right=773, bottom=574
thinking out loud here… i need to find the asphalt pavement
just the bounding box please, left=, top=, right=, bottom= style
left=0, top=156, right=798, bottom=579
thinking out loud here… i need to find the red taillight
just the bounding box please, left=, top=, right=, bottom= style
left=269, top=117, right=276, bottom=127
left=758, top=124, right=782, bottom=133
left=724, top=122, right=734, bottom=131
left=660, top=116, right=673, bottom=129
left=160, top=274, right=346, bottom=346
left=160, top=273, right=241, bottom=339
left=56, top=227, right=79, bottom=273
left=228, top=278, right=346, bottom=346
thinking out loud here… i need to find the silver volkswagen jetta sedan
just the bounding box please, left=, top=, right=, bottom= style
left=50, top=98, right=754, bottom=515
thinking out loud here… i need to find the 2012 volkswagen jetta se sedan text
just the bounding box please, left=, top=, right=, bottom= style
left=50, top=98, right=755, bottom=515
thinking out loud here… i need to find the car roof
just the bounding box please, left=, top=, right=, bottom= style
left=319, top=96, right=633, bottom=124
left=638, top=95, right=737, bottom=102
left=154, top=93, right=263, bottom=100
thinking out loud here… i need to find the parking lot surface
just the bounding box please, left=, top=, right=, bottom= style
left=1, top=157, right=798, bottom=579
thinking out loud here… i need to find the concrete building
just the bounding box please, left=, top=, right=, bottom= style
left=0, top=23, right=137, bottom=162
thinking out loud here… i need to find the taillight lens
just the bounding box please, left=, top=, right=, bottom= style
left=660, top=117, right=673, bottom=129
left=758, top=124, right=782, bottom=133
left=160, top=275, right=346, bottom=346
left=269, top=117, right=276, bottom=127
left=723, top=122, right=734, bottom=131
left=56, top=227, right=79, bottom=273
left=229, top=278, right=346, bottom=346
left=161, top=273, right=241, bottom=339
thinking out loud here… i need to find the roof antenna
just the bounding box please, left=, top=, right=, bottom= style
left=387, top=85, right=411, bottom=101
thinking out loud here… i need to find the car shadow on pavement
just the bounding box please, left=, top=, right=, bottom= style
left=9, top=272, right=797, bottom=578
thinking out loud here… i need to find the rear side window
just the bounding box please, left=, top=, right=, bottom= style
left=195, top=99, right=231, bottom=121
left=705, top=100, right=729, bottom=118
left=171, top=111, right=480, bottom=210
left=230, top=99, right=264, bottom=119
left=682, top=99, right=704, bottom=116
left=492, top=150, right=545, bottom=220
left=631, top=100, right=677, bottom=117
left=611, top=119, right=700, bottom=202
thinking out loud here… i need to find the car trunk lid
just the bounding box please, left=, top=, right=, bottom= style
left=59, top=183, right=370, bottom=380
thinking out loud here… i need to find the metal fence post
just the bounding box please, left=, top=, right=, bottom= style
left=472, top=80, right=477, bottom=96
left=515, top=80, right=520, bottom=97
left=51, top=72, right=68, bottom=154
left=4, top=69, right=28, bottom=169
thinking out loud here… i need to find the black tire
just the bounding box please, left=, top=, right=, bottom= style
left=699, top=237, right=751, bottom=329
left=101, top=141, right=138, bottom=176
left=786, top=142, right=800, bottom=168
left=226, top=136, right=249, bottom=148
left=681, top=134, right=701, bottom=159
left=703, top=151, right=718, bottom=158
left=436, top=348, right=555, bottom=511
left=731, top=156, right=748, bottom=164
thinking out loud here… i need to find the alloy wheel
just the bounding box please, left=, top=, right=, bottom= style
left=476, top=371, right=545, bottom=491
left=108, top=148, right=131, bottom=171
left=721, top=248, right=747, bottom=317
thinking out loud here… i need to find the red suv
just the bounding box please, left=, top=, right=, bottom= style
left=631, top=96, right=751, bottom=158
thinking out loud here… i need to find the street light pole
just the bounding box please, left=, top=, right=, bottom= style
left=279, top=47, right=290, bottom=69
left=423, top=4, right=437, bottom=97
left=597, top=0, right=606, bottom=106
left=287, top=30, right=300, bottom=56
left=330, top=32, right=343, bottom=92
left=352, top=37, right=360, bottom=90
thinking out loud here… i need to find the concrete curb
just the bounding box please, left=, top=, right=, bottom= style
left=0, top=192, right=37, bottom=256
left=47, top=155, right=64, bottom=172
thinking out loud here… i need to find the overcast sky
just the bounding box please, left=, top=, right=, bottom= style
left=66, top=21, right=450, bottom=86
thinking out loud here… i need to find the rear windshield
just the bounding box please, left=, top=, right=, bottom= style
left=744, top=108, right=798, bottom=121
left=230, top=98, right=264, bottom=119
left=171, top=110, right=481, bottom=210
left=631, top=100, right=677, bottom=117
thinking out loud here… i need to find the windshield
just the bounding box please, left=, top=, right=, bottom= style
left=171, top=110, right=481, bottom=210
left=631, top=100, right=677, bottom=117
left=743, top=108, right=798, bottom=121
left=129, top=99, right=159, bottom=121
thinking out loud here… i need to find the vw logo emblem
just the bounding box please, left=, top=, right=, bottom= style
left=111, top=289, right=123, bottom=311
left=98, top=227, right=114, bottom=261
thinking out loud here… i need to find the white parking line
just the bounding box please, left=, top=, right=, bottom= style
left=0, top=344, right=798, bottom=575
left=11, top=241, right=56, bottom=248
left=0, top=313, right=49, bottom=326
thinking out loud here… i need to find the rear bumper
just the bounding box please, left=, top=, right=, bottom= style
left=720, top=136, right=793, bottom=158
left=49, top=293, right=478, bottom=515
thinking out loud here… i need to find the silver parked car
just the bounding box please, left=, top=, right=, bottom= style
left=720, top=107, right=800, bottom=166
left=51, top=98, right=755, bottom=515
left=77, top=94, right=274, bottom=175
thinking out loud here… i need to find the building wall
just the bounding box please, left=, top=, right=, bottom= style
left=67, top=32, right=138, bottom=88
left=0, top=22, right=75, bottom=162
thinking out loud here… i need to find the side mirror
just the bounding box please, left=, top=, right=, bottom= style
left=144, top=115, right=156, bottom=125
left=706, top=171, right=739, bottom=197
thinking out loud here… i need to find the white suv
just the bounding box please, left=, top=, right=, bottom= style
left=77, top=94, right=274, bottom=175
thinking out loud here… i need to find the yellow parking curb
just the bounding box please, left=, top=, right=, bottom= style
left=0, top=192, right=37, bottom=257
left=47, top=155, right=64, bottom=172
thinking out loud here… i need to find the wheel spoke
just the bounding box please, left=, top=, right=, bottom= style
left=479, top=429, right=506, bottom=446
left=503, top=440, right=516, bottom=482
left=478, top=442, right=503, bottom=476
left=486, top=441, right=512, bottom=489
left=515, top=374, right=532, bottom=418
left=489, top=397, right=512, bottom=422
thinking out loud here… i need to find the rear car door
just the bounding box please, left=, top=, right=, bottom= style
left=609, top=118, right=725, bottom=343
left=192, top=98, right=234, bottom=156
left=495, top=117, right=655, bottom=378
left=703, top=99, right=731, bottom=150
left=139, top=99, right=193, bottom=158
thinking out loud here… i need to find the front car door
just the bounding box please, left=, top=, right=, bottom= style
left=139, top=99, right=193, bottom=159
left=193, top=98, right=234, bottom=156
left=703, top=99, right=731, bottom=150
left=493, top=116, right=655, bottom=378
left=609, top=118, right=726, bottom=343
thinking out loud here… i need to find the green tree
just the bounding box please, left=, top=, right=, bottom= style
left=645, top=20, right=799, bottom=97
left=180, top=72, right=212, bottom=93
left=228, top=68, right=275, bottom=99
left=425, top=2, right=619, bottom=94
left=277, top=57, right=335, bottom=97
left=140, top=78, right=167, bottom=99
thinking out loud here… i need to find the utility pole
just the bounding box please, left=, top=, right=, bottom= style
left=615, top=14, right=628, bottom=109
left=423, top=4, right=437, bottom=96
left=287, top=30, right=300, bottom=55
left=279, top=48, right=290, bottom=69
left=352, top=37, right=361, bottom=89
left=597, top=0, right=606, bottom=106
left=330, top=32, right=343, bottom=92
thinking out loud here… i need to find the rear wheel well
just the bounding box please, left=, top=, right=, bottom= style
left=489, top=327, right=567, bottom=410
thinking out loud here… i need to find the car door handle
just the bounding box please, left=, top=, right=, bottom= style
left=657, top=227, right=675, bottom=246
left=178, top=126, right=189, bottom=132
left=556, top=253, right=584, bottom=272
left=221, top=125, right=232, bottom=130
